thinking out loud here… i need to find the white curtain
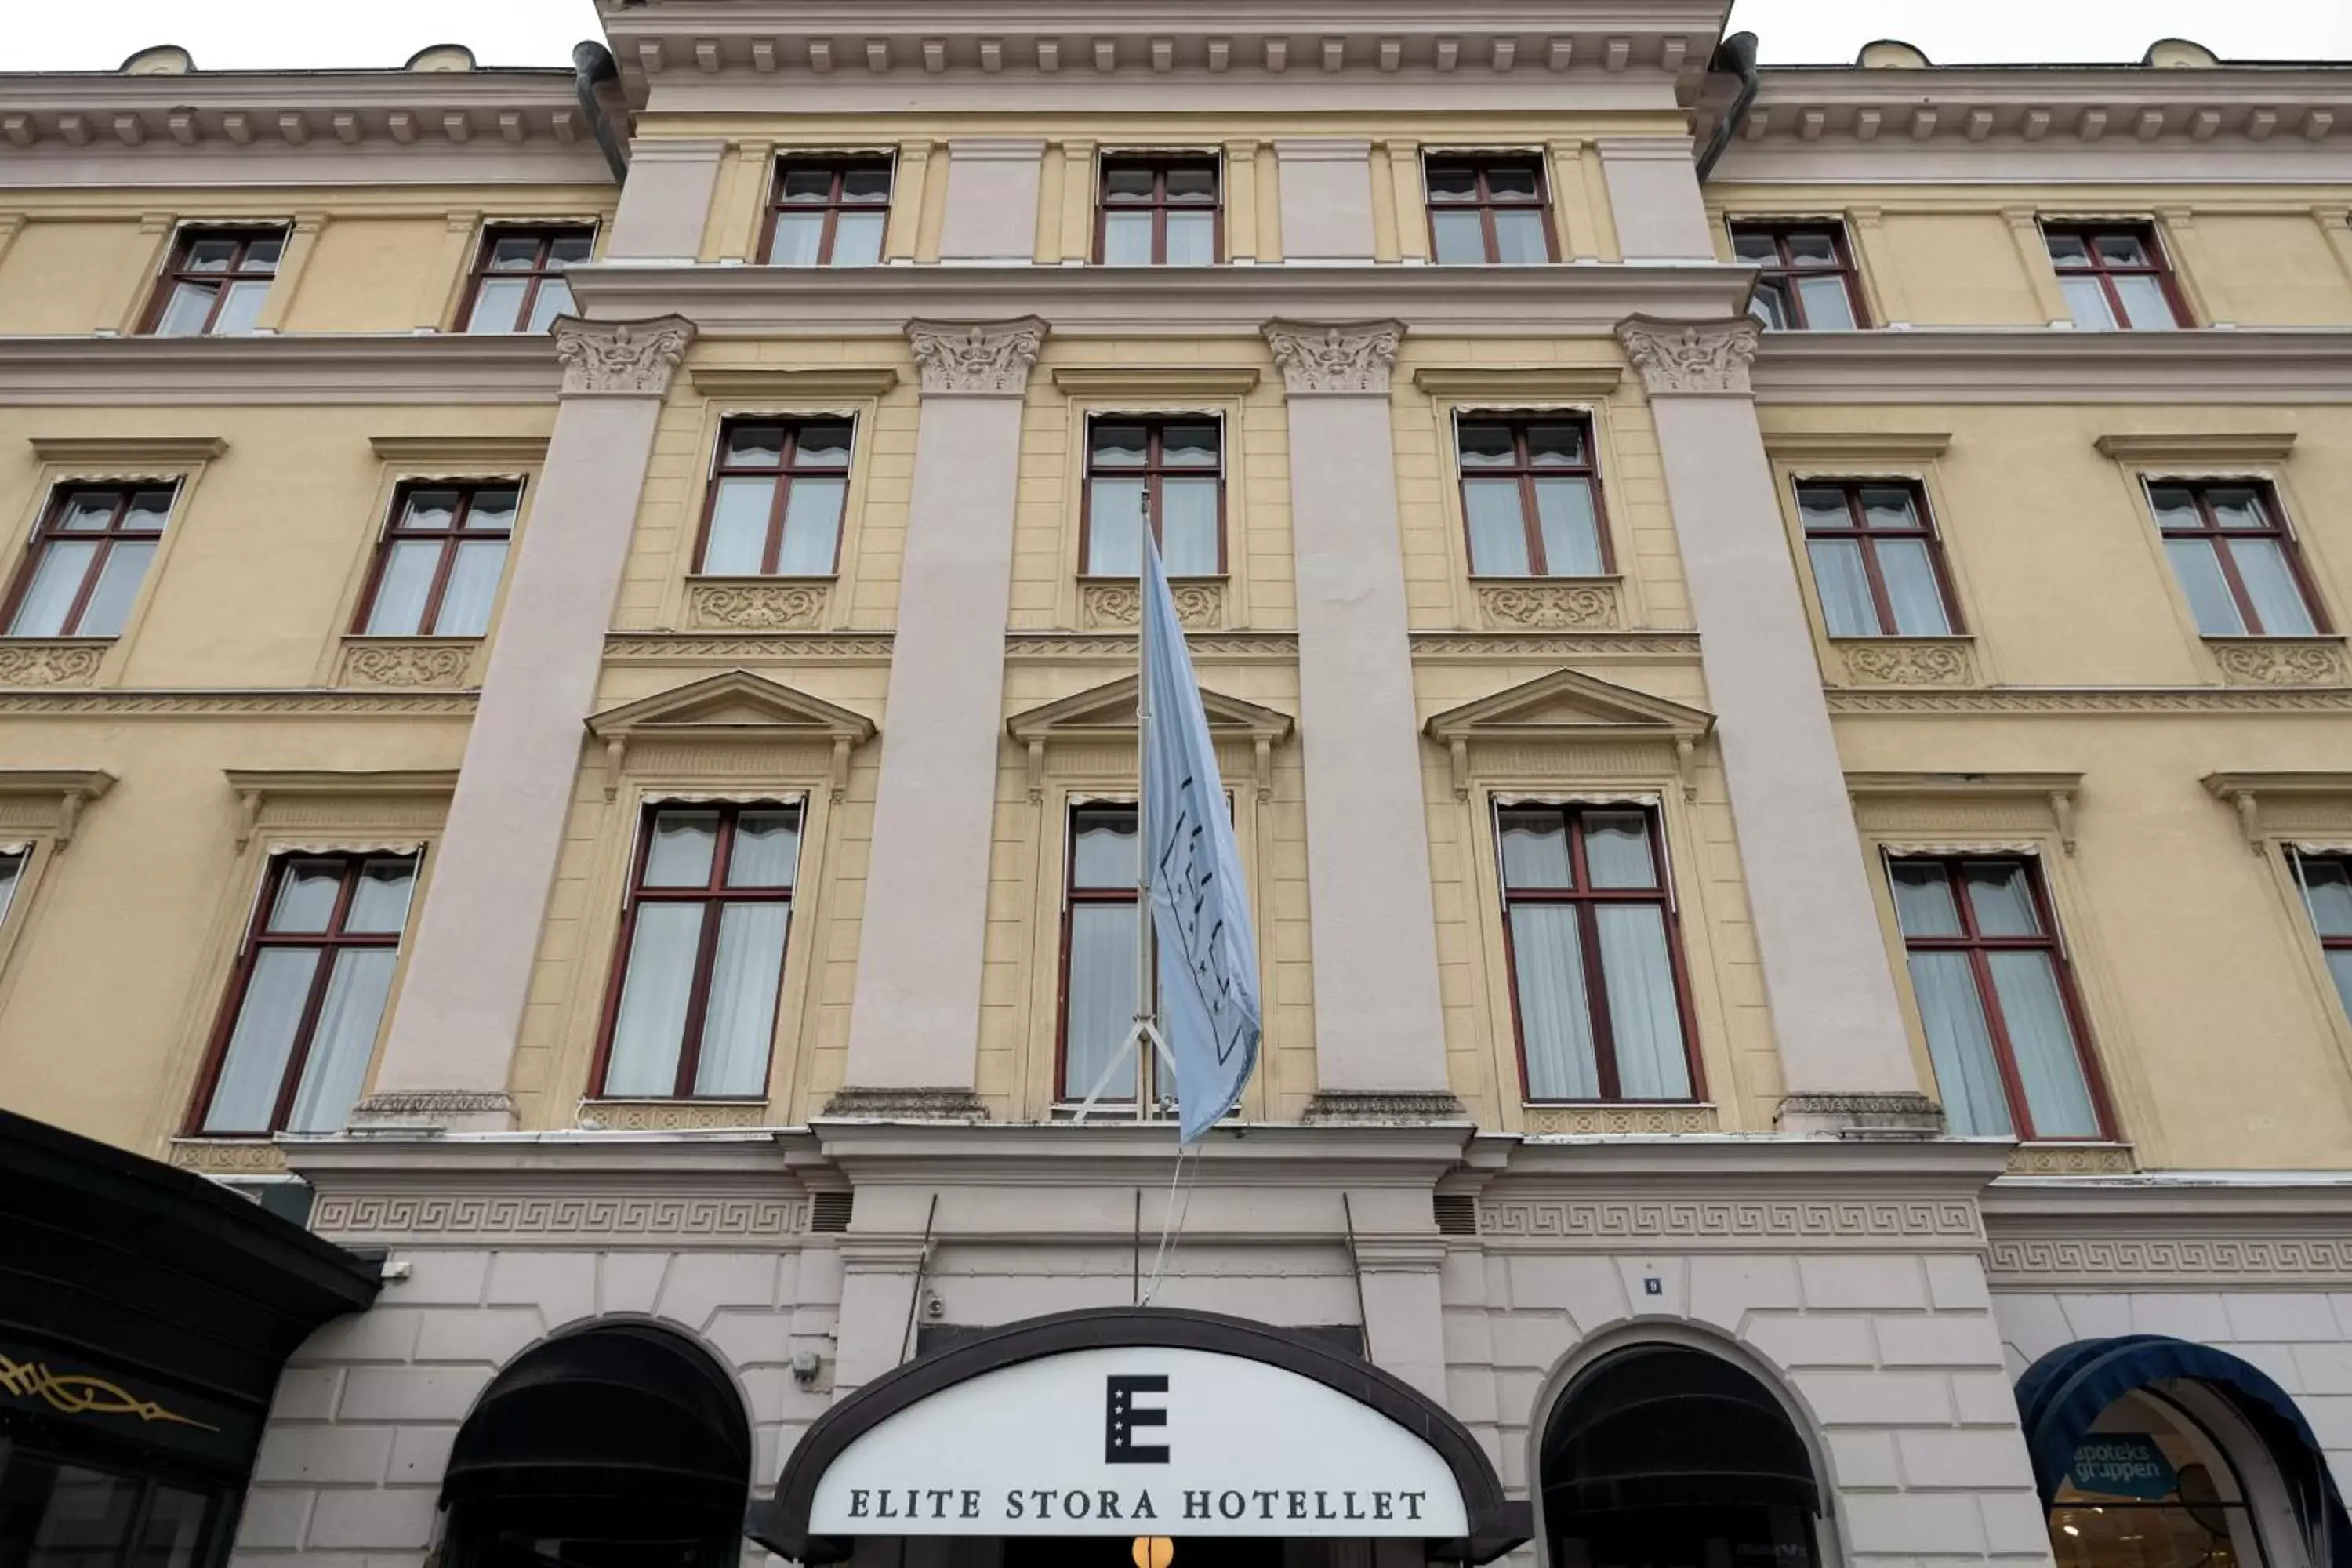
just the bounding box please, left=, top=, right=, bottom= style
left=1875, top=539, right=1951, bottom=635
left=602, top=904, right=701, bottom=1094
left=693, top=902, right=789, bottom=1095
left=1511, top=906, right=1599, bottom=1098
left=1806, top=539, right=1878, bottom=636
left=1907, top=951, right=2013, bottom=1136
left=201, top=949, right=319, bottom=1132
left=2230, top=538, right=2318, bottom=634
left=1595, top=906, right=1690, bottom=1099
left=435, top=539, right=508, bottom=636
left=1065, top=904, right=1138, bottom=1099
left=1988, top=951, right=2100, bottom=1137
left=285, top=949, right=399, bottom=1133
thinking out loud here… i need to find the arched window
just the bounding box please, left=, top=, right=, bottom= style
left=1541, top=1345, right=1822, bottom=1568
left=440, top=1323, right=750, bottom=1568
left=2052, top=1386, right=2275, bottom=1568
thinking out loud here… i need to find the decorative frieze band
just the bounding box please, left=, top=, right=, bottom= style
left=552, top=314, right=695, bottom=397
left=312, top=1191, right=811, bottom=1245
left=906, top=316, right=1049, bottom=395
left=1262, top=319, right=1406, bottom=396
left=1831, top=686, right=2352, bottom=715
left=1079, top=579, right=1226, bottom=630
left=2210, top=637, right=2350, bottom=687
left=1615, top=315, right=1762, bottom=397
left=1475, top=580, right=1621, bottom=631
left=687, top=579, right=831, bottom=630
left=1987, top=1234, right=2352, bottom=1287
left=1479, top=1197, right=1984, bottom=1247
left=1835, top=637, right=1978, bottom=688
left=336, top=640, right=477, bottom=688
left=0, top=641, right=106, bottom=688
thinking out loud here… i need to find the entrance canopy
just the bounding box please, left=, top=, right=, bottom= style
left=750, top=1308, right=1528, bottom=1564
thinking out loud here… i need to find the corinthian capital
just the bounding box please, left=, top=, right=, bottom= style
left=551, top=314, right=696, bottom=397
left=906, top=316, right=1048, bottom=395
left=1614, top=314, right=1762, bottom=396
left=1262, top=318, right=1405, bottom=395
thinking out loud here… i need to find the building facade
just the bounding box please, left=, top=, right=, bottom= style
left=0, top=6, right=2350, bottom=1568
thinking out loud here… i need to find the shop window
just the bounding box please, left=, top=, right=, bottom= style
left=2291, top=850, right=2352, bottom=1019
left=695, top=419, right=853, bottom=577
left=2, top=484, right=176, bottom=640
left=595, top=802, right=800, bottom=1100
left=192, top=853, right=419, bottom=1136
left=2052, top=1388, right=2270, bottom=1568
left=1887, top=855, right=2109, bottom=1141
left=354, top=482, right=518, bottom=638
left=141, top=227, right=284, bottom=336
left=761, top=158, right=892, bottom=267
left=1425, top=155, right=1555, bottom=264
left=1732, top=222, right=1867, bottom=330
left=460, top=226, right=593, bottom=334
left=1797, top=480, right=1959, bottom=637
left=1456, top=415, right=1610, bottom=578
left=1497, top=804, right=1699, bottom=1103
left=2146, top=481, right=2324, bottom=637
left=1058, top=803, right=1149, bottom=1105
left=1098, top=155, right=1220, bottom=265
left=0, top=1443, right=230, bottom=1568
left=1081, top=417, right=1224, bottom=578
left=2045, top=223, right=2188, bottom=330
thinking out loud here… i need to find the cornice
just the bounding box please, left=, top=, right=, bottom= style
left=27, top=436, right=227, bottom=463
left=1751, top=328, right=2352, bottom=405
left=2093, top=431, right=2297, bottom=463
left=688, top=366, right=902, bottom=399
left=1760, top=429, right=1952, bottom=463
left=368, top=434, right=550, bottom=466
left=808, top=1118, right=1475, bottom=1189
left=565, top=261, right=1755, bottom=338
left=0, top=334, right=560, bottom=406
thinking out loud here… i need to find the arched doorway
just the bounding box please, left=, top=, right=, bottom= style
left=1541, top=1345, right=1823, bottom=1568
left=2019, top=1337, right=2352, bottom=1568
left=440, top=1322, right=751, bottom=1568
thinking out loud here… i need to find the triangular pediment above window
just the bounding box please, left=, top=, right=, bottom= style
left=1005, top=675, right=1294, bottom=800
left=1422, top=667, right=1714, bottom=800
left=585, top=670, right=877, bottom=799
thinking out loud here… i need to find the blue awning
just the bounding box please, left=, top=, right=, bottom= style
left=2016, top=1335, right=2351, bottom=1568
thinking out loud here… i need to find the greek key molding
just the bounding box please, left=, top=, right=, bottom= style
left=1078, top=579, right=1226, bottom=630
left=1479, top=1198, right=1984, bottom=1247
left=312, top=1192, right=810, bottom=1244
left=1829, top=687, right=2352, bottom=716
left=0, top=690, right=478, bottom=717
left=906, top=317, right=1047, bottom=396
left=1262, top=319, right=1405, bottom=395
left=1616, top=315, right=1762, bottom=397
left=1523, top=1105, right=1719, bottom=1136
left=552, top=314, right=695, bottom=397
left=0, top=640, right=106, bottom=687
left=2210, top=637, right=2350, bottom=688
left=336, top=639, right=477, bottom=688
left=1475, top=580, right=1621, bottom=631
left=604, top=633, right=895, bottom=665
left=1987, top=1234, right=2352, bottom=1287
left=686, top=579, right=831, bottom=630
left=1835, top=638, right=1978, bottom=688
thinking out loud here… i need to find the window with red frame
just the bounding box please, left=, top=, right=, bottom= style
left=597, top=802, right=801, bottom=1099
left=2044, top=223, right=2187, bottom=330
left=1457, top=416, right=1610, bottom=577
left=762, top=158, right=892, bottom=267
left=1887, top=856, right=2107, bottom=1140
left=2292, top=851, right=2352, bottom=1022
left=143, top=227, right=283, bottom=336
left=2147, top=481, right=2324, bottom=637
left=1058, top=803, right=1152, bottom=1104
left=2, top=484, right=175, bottom=640
left=354, top=483, right=517, bottom=637
left=1797, top=481, right=1960, bottom=637
left=697, top=419, right=853, bottom=576
left=460, top=226, right=593, bottom=333
left=1082, top=418, right=1224, bottom=577
left=1497, top=804, right=1698, bottom=1103
left=1098, top=157, right=1220, bottom=265
left=1425, top=155, right=1555, bottom=264
left=194, top=854, right=419, bottom=1135
left=1731, top=222, right=1867, bottom=330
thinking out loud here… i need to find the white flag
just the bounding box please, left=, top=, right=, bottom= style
left=1142, top=532, right=1261, bottom=1143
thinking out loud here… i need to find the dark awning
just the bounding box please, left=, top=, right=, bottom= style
left=443, top=1323, right=752, bottom=1515
left=1542, top=1345, right=1821, bottom=1518
left=0, top=1107, right=380, bottom=1475
left=2016, top=1335, right=2352, bottom=1568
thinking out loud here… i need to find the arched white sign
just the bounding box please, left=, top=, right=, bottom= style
left=809, top=1345, right=1469, bottom=1537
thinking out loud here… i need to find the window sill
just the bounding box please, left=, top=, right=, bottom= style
left=1520, top=1102, right=1718, bottom=1136
left=0, top=637, right=111, bottom=688
left=2006, top=1140, right=2136, bottom=1177
left=336, top=636, right=481, bottom=689
left=1826, top=633, right=1977, bottom=689
left=577, top=1097, right=774, bottom=1131
left=2201, top=633, right=2348, bottom=688
left=1079, top=576, right=1227, bottom=630
left=1470, top=576, right=1621, bottom=632
left=684, top=575, right=833, bottom=631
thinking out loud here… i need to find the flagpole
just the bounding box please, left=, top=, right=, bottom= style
left=1134, top=488, right=1155, bottom=1124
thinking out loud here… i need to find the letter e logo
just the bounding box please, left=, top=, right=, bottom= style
left=1105, top=1374, right=1171, bottom=1464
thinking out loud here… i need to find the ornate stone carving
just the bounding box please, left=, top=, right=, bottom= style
left=906, top=317, right=1048, bottom=395
left=166, top=1139, right=287, bottom=1175
left=0, top=691, right=477, bottom=717
left=1522, top=1104, right=1718, bottom=1136
left=552, top=314, right=695, bottom=396
left=0, top=641, right=105, bottom=687
left=1474, top=581, right=1621, bottom=631
left=581, top=1099, right=775, bottom=1131
left=1004, top=632, right=1299, bottom=661
left=1777, top=1091, right=1946, bottom=1138
left=312, top=1192, right=808, bottom=1243
left=1615, top=315, right=1762, bottom=396
left=1831, top=687, right=2352, bottom=715
left=337, top=640, right=474, bottom=688
left=821, top=1086, right=992, bottom=1120
left=346, top=1089, right=515, bottom=1133
left=1301, top=1090, right=1468, bottom=1123
left=1262, top=319, right=1406, bottom=395
left=1836, top=638, right=1977, bottom=687
left=2007, top=1143, right=2137, bottom=1177
left=606, top=633, right=896, bottom=664
left=687, top=579, right=830, bottom=630
left=2211, top=637, right=2350, bottom=687
left=1480, top=1198, right=1983, bottom=1245
left=1078, top=579, right=1226, bottom=630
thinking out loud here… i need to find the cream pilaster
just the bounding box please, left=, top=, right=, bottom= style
left=1547, top=139, right=1601, bottom=261
left=1055, top=140, right=1098, bottom=263
left=1224, top=139, right=1262, bottom=261
left=1844, top=205, right=1911, bottom=325
left=2154, top=206, right=2232, bottom=325
left=251, top=210, right=327, bottom=332
left=1383, top=140, right=1427, bottom=261
left=355, top=315, right=694, bottom=1132
left=724, top=139, right=776, bottom=261
left=2002, top=206, right=2073, bottom=325
left=1617, top=316, right=1936, bottom=1135
left=884, top=140, right=934, bottom=261
left=829, top=319, right=1047, bottom=1116
left=2318, top=206, right=2352, bottom=290
left=1263, top=321, right=1458, bottom=1120
left=416, top=211, right=482, bottom=330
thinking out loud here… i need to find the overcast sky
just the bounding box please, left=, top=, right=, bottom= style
left=12, top=0, right=2350, bottom=72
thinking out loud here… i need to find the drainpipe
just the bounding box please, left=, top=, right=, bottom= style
left=1694, top=31, right=1761, bottom=183
left=572, top=41, right=627, bottom=183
